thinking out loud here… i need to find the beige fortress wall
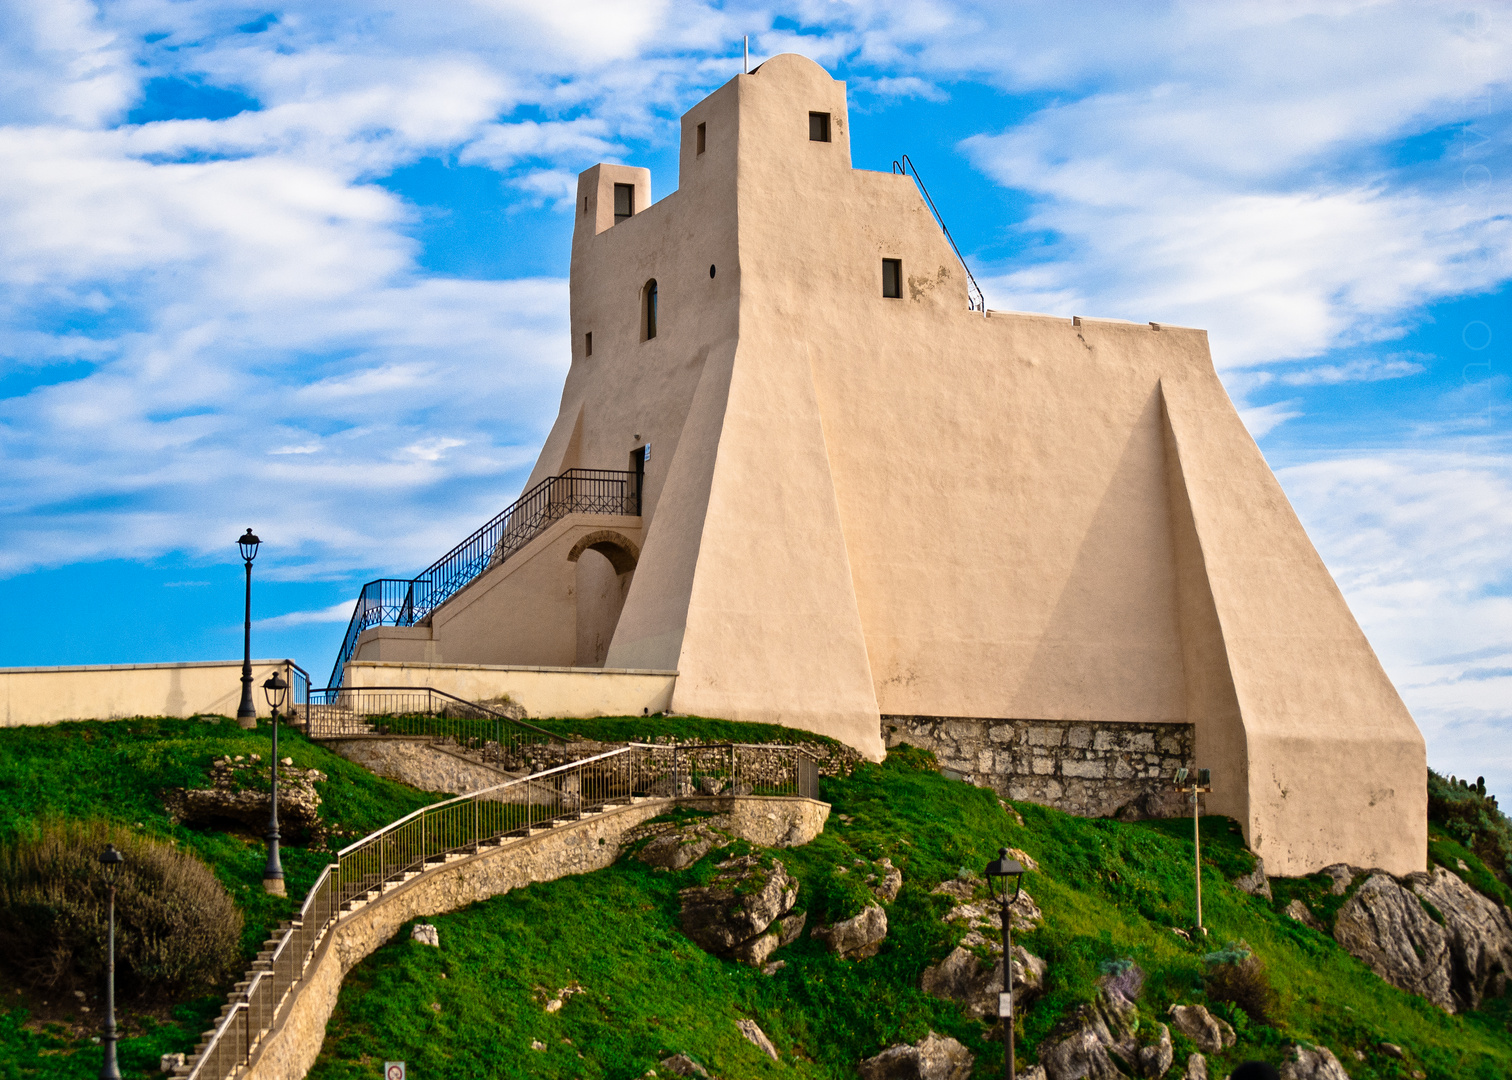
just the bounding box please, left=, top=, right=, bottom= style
left=341, top=661, right=676, bottom=719
left=409, top=54, right=1424, bottom=874
left=1, top=660, right=302, bottom=726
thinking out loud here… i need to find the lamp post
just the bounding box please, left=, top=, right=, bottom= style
left=262, top=670, right=288, bottom=896
left=236, top=529, right=261, bottom=729
left=985, top=847, right=1026, bottom=1080
left=97, top=844, right=125, bottom=1080
left=1175, top=768, right=1213, bottom=934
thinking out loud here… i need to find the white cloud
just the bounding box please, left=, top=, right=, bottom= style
left=255, top=599, right=357, bottom=629
left=1238, top=400, right=1302, bottom=437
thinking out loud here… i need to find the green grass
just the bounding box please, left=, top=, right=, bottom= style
left=307, top=744, right=1512, bottom=1080
left=0, top=716, right=446, bottom=1079
left=5, top=719, right=1510, bottom=1080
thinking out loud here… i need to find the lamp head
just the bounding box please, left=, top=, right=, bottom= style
left=238, top=528, right=261, bottom=563
left=98, top=844, right=124, bottom=880
left=984, top=847, right=1025, bottom=901
left=262, top=670, right=288, bottom=711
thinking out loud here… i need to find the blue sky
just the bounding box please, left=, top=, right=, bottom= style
left=1, top=2, right=1508, bottom=793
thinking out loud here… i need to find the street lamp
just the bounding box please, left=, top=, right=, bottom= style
left=97, top=844, right=125, bottom=1080
left=1175, top=767, right=1213, bottom=934
left=985, top=847, right=1026, bottom=1080
left=236, top=529, right=262, bottom=728
left=262, top=670, right=288, bottom=896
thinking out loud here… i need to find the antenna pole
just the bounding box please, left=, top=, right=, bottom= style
left=744, top=35, right=749, bottom=74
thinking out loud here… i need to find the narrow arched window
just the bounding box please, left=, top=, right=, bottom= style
left=644, top=279, right=658, bottom=340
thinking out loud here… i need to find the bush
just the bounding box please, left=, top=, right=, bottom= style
left=1204, top=941, right=1277, bottom=1024
left=0, top=819, right=242, bottom=999
left=1429, top=770, right=1512, bottom=883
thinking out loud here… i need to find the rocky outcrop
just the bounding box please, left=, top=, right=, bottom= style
left=735, top=1018, right=778, bottom=1061
left=812, top=903, right=888, bottom=959
left=920, top=944, right=1047, bottom=1020
left=858, top=1031, right=973, bottom=1080
left=1166, top=1004, right=1235, bottom=1055
left=678, top=856, right=799, bottom=966
left=1038, top=987, right=1171, bottom=1080
left=931, top=876, right=1043, bottom=954
left=1280, top=1044, right=1352, bottom=1079
left=1285, top=899, right=1324, bottom=931
left=1333, top=867, right=1512, bottom=1012
left=870, top=857, right=903, bottom=902
left=164, top=756, right=327, bottom=844
left=658, top=1053, right=712, bottom=1077
left=636, top=822, right=731, bottom=871
left=1179, top=1054, right=1206, bottom=1080
left=1233, top=857, right=1272, bottom=900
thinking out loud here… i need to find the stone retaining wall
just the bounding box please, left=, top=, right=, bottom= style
left=884, top=715, right=1194, bottom=819
left=324, top=738, right=513, bottom=795
left=242, top=795, right=828, bottom=1080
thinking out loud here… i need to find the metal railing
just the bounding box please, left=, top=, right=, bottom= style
left=182, top=742, right=818, bottom=1080
left=328, top=468, right=639, bottom=687
left=892, top=154, right=986, bottom=313
left=302, top=684, right=567, bottom=773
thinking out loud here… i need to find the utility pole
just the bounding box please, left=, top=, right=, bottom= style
left=1176, top=768, right=1213, bottom=933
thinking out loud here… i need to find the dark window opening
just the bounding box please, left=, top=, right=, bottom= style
left=583, top=195, right=589, bottom=215
left=709, top=264, right=716, bottom=278
left=696, top=122, right=706, bottom=154
left=585, top=332, right=593, bottom=357
left=644, top=279, right=658, bottom=340
left=614, top=183, right=635, bottom=223
left=809, top=112, right=831, bottom=142
left=882, top=259, right=902, bottom=299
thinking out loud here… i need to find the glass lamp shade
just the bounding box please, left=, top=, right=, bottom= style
left=984, top=847, right=1025, bottom=901
left=262, top=671, right=288, bottom=711
left=238, top=528, right=261, bottom=562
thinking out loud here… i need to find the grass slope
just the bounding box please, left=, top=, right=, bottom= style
left=0, top=716, right=443, bottom=1080
left=308, top=746, right=1512, bottom=1080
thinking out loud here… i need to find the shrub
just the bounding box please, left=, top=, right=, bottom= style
left=1204, top=942, right=1278, bottom=1025
left=0, top=819, right=242, bottom=999
left=1429, top=770, right=1512, bottom=883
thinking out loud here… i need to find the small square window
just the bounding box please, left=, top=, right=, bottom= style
left=614, top=183, right=635, bottom=223
left=882, top=259, right=902, bottom=299
left=696, top=122, right=706, bottom=154
left=585, top=332, right=593, bottom=357
left=809, top=112, right=831, bottom=142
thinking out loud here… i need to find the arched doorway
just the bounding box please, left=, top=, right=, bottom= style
left=568, top=531, right=640, bottom=667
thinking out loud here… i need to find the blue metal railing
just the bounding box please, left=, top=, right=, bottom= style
left=328, top=468, right=638, bottom=687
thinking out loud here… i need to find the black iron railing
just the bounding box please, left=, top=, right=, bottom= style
left=892, top=154, right=985, bottom=312
left=328, top=469, right=638, bottom=687
left=301, top=684, right=566, bottom=772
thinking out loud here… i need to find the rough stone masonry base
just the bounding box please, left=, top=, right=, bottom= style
left=884, top=715, right=1194, bottom=819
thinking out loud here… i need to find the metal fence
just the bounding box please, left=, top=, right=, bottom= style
left=300, top=684, right=566, bottom=772
left=327, top=468, right=638, bottom=687
left=182, top=742, right=817, bottom=1080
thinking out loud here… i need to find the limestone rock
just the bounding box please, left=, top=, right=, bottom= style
left=1285, top=899, right=1323, bottom=931
left=164, top=760, right=328, bottom=844
left=1180, top=1053, right=1207, bottom=1080
left=1017, top=1068, right=1048, bottom=1080
left=1037, top=986, right=1138, bottom=1080
left=659, top=1053, right=711, bottom=1077
left=1137, top=1024, right=1172, bottom=1078
left=735, top=1018, right=778, bottom=1061
left=1334, top=873, right=1455, bottom=1011
left=777, top=910, right=807, bottom=947
left=1166, top=1004, right=1235, bottom=1055
left=920, top=944, right=1047, bottom=1020
left=637, top=823, right=730, bottom=871
left=678, top=856, right=798, bottom=963
left=933, top=876, right=1043, bottom=943
left=812, top=903, right=888, bottom=959
left=857, top=1031, right=973, bottom=1080
left=1280, top=1044, right=1352, bottom=1080
left=871, top=857, right=904, bottom=903
left=1377, top=1043, right=1403, bottom=1059
left=1321, top=864, right=1357, bottom=896
left=410, top=923, right=440, bottom=947
left=1233, top=857, right=1272, bottom=900
left=1410, top=865, right=1512, bottom=1011
left=160, top=1052, right=186, bottom=1073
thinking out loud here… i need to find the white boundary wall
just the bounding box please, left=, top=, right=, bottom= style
left=1, top=660, right=300, bottom=726
left=342, top=661, right=677, bottom=719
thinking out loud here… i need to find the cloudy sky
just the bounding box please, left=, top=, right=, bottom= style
left=1, top=2, right=1508, bottom=794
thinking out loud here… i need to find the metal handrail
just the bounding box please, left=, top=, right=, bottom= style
left=181, top=742, right=818, bottom=1080
left=892, top=154, right=986, bottom=313
left=328, top=468, right=639, bottom=687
